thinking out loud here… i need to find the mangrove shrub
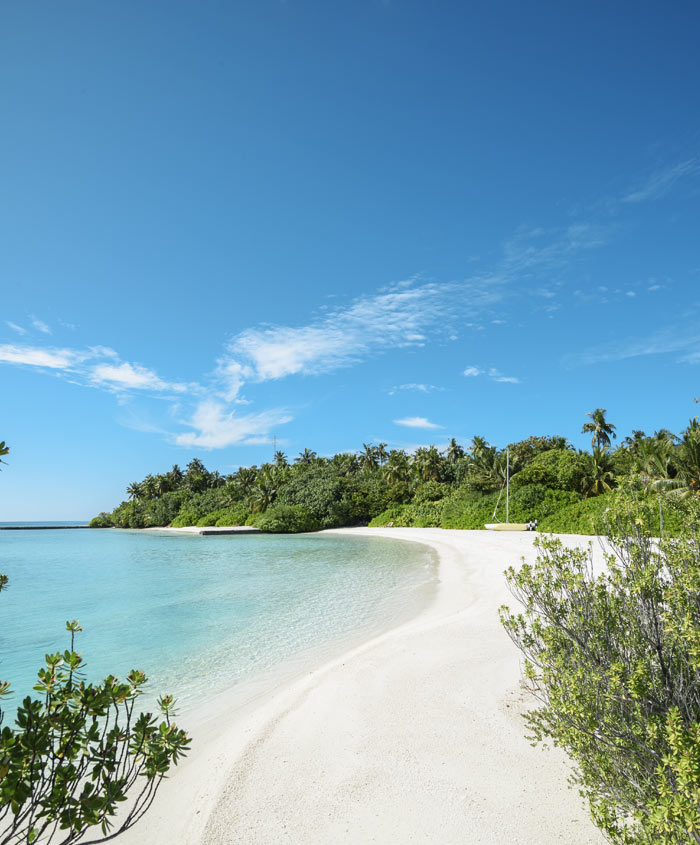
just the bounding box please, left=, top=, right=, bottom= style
left=500, top=498, right=700, bottom=842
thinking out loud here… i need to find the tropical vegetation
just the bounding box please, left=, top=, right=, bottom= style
left=92, top=408, right=700, bottom=536
left=501, top=495, right=700, bottom=843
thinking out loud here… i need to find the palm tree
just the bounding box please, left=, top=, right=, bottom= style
left=472, top=448, right=508, bottom=489
left=384, top=450, right=410, bottom=484
left=633, top=438, right=675, bottom=488
left=168, top=464, right=184, bottom=485
left=234, top=467, right=258, bottom=494
left=359, top=443, right=378, bottom=472
left=186, top=457, right=207, bottom=477
left=273, top=450, right=288, bottom=468
left=126, top=481, right=143, bottom=501
left=412, top=446, right=444, bottom=482
left=656, top=420, right=700, bottom=497
left=622, top=430, right=647, bottom=452
left=375, top=442, right=389, bottom=465
left=469, top=436, right=491, bottom=460
left=445, top=438, right=465, bottom=464
left=582, top=408, right=617, bottom=449
left=330, top=453, right=358, bottom=475
left=0, top=440, right=8, bottom=469
left=208, top=470, right=224, bottom=488
left=653, top=428, right=679, bottom=445
left=295, top=448, right=317, bottom=465
left=154, top=474, right=172, bottom=498
left=580, top=447, right=616, bottom=497
left=250, top=468, right=282, bottom=512
left=141, top=474, right=159, bottom=499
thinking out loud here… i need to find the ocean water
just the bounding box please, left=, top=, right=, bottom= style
left=0, top=528, right=437, bottom=712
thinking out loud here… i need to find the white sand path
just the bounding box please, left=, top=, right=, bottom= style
left=120, top=528, right=607, bottom=845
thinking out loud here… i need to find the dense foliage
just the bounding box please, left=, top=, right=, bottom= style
left=500, top=496, right=700, bottom=843
left=92, top=411, right=700, bottom=535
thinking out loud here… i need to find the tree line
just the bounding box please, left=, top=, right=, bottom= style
left=91, top=408, right=700, bottom=534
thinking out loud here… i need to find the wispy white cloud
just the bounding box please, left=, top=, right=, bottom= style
left=0, top=344, right=86, bottom=369
left=5, top=322, right=26, bottom=336
left=31, top=317, right=52, bottom=335
left=217, top=280, right=490, bottom=399
left=463, top=364, right=520, bottom=384
left=387, top=383, right=443, bottom=395
left=489, top=370, right=520, bottom=384
left=394, top=416, right=443, bottom=430
left=90, top=362, right=190, bottom=394
left=175, top=401, right=293, bottom=449
left=0, top=342, right=198, bottom=397
left=622, top=158, right=700, bottom=204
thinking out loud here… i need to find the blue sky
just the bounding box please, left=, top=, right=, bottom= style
left=2, top=1, right=700, bottom=519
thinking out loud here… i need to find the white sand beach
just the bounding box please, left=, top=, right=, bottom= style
left=121, top=528, right=607, bottom=845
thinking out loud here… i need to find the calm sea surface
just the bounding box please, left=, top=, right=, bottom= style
left=0, top=528, right=437, bottom=712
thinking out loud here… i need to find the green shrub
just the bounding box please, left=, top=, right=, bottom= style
left=368, top=500, right=445, bottom=528
left=89, top=512, right=113, bottom=528
left=511, top=484, right=580, bottom=522
left=275, top=468, right=344, bottom=525
left=538, top=493, right=614, bottom=534
left=248, top=504, right=320, bottom=533
left=195, top=513, right=219, bottom=527
left=510, top=448, right=589, bottom=493
left=369, top=505, right=408, bottom=526
left=214, top=507, right=250, bottom=527
left=408, top=500, right=444, bottom=527
left=172, top=508, right=201, bottom=528
left=193, top=507, right=250, bottom=527
left=0, top=622, right=190, bottom=843
left=538, top=490, right=690, bottom=536
left=413, top=481, right=449, bottom=504
left=440, top=488, right=499, bottom=529
left=500, top=497, right=700, bottom=843
left=439, top=484, right=574, bottom=529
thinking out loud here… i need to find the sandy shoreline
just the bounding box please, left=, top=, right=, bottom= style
left=120, top=527, right=606, bottom=844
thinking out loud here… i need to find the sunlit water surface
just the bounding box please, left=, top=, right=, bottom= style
left=0, top=528, right=437, bottom=712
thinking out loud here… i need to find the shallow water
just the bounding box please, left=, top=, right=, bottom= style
left=0, top=528, right=437, bottom=711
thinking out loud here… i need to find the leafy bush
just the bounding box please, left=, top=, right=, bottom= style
left=538, top=493, right=614, bottom=534
left=171, top=508, right=201, bottom=528
left=368, top=500, right=444, bottom=528
left=193, top=507, right=250, bottom=527
left=0, top=619, right=189, bottom=843
left=440, top=489, right=499, bottom=529
left=510, top=448, right=589, bottom=493
left=89, top=513, right=113, bottom=528
left=439, top=483, right=576, bottom=529
left=500, top=498, right=700, bottom=843
left=142, top=492, right=186, bottom=527
left=413, top=481, right=449, bottom=504
left=505, top=435, right=570, bottom=469
left=275, top=468, right=346, bottom=527
left=510, top=484, right=579, bottom=521
left=248, top=505, right=320, bottom=533
left=214, top=508, right=250, bottom=527
left=110, top=502, right=147, bottom=529
left=368, top=505, right=410, bottom=527
left=409, top=500, right=444, bottom=527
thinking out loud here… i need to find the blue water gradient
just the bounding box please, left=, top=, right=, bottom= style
left=0, top=529, right=436, bottom=711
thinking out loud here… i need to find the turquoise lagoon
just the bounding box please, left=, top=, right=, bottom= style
left=0, top=529, right=437, bottom=712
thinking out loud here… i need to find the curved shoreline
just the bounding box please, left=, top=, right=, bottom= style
left=120, top=528, right=606, bottom=845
